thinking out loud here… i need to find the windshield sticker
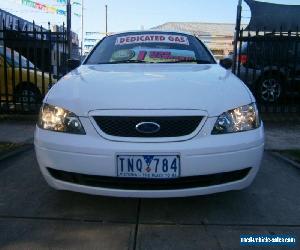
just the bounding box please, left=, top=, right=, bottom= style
left=111, top=48, right=196, bottom=63
left=148, top=51, right=194, bottom=61
left=111, top=49, right=135, bottom=61
left=115, top=34, right=189, bottom=46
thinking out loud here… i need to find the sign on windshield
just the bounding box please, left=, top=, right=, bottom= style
left=111, top=47, right=196, bottom=63
left=115, top=34, right=190, bottom=46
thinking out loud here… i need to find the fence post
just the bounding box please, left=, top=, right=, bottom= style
left=233, top=0, right=243, bottom=74
left=67, top=0, right=72, bottom=59
left=48, top=23, right=53, bottom=88
left=237, top=28, right=244, bottom=77
left=2, top=20, right=9, bottom=110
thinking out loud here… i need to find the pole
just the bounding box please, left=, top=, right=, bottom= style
left=105, top=5, right=108, bottom=36
left=81, top=0, right=84, bottom=58
left=67, top=0, right=72, bottom=59
left=233, top=0, right=242, bottom=73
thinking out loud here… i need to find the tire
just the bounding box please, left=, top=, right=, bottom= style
left=256, top=74, right=284, bottom=103
left=14, top=83, right=42, bottom=111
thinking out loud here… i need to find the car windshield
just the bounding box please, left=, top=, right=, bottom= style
left=0, top=46, right=35, bottom=69
left=85, top=32, right=215, bottom=64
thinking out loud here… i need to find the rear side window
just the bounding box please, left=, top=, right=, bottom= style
left=85, top=32, right=215, bottom=64
left=0, top=47, right=35, bottom=69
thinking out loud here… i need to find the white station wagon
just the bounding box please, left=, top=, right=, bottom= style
left=34, top=31, right=264, bottom=198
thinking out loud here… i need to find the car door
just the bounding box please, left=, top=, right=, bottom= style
left=0, top=55, right=7, bottom=99
left=0, top=56, right=4, bottom=89
left=0, top=54, right=13, bottom=99
left=294, top=41, right=300, bottom=92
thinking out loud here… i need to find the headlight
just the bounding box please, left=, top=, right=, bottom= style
left=212, top=103, right=260, bottom=134
left=38, top=103, right=85, bottom=134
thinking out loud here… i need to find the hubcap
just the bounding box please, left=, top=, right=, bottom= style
left=19, top=90, right=36, bottom=103
left=260, top=78, right=281, bottom=102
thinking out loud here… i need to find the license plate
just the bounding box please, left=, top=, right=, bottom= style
left=117, top=154, right=180, bottom=179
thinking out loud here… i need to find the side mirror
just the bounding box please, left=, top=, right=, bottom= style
left=220, top=58, right=233, bottom=70
left=67, top=59, right=81, bottom=71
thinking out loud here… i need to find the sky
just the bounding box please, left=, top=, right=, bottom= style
left=1, top=0, right=300, bottom=41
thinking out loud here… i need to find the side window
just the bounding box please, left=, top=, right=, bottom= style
left=0, top=55, right=9, bottom=67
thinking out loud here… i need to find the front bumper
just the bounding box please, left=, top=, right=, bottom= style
left=34, top=117, right=264, bottom=198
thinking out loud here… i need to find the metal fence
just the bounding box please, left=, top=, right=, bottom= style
left=1, top=19, right=300, bottom=115
left=0, top=21, right=68, bottom=113
left=233, top=28, right=300, bottom=114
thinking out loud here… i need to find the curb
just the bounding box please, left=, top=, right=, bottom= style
left=0, top=143, right=33, bottom=162
left=0, top=115, right=38, bottom=122
left=261, top=113, right=300, bottom=123
left=270, top=151, right=300, bottom=170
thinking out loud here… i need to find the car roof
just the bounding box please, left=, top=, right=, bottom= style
left=107, top=30, right=194, bottom=37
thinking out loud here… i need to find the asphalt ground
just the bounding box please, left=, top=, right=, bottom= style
left=0, top=150, right=299, bottom=250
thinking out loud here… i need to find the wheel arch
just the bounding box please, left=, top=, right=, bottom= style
left=15, top=82, right=42, bottom=95
left=255, top=68, right=287, bottom=87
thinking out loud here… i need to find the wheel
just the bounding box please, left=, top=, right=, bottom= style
left=256, top=75, right=284, bottom=103
left=14, top=83, right=42, bottom=111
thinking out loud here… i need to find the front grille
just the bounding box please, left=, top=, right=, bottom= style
left=93, top=116, right=203, bottom=137
left=47, top=167, right=251, bottom=190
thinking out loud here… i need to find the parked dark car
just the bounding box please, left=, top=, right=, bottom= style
left=234, top=35, right=300, bottom=103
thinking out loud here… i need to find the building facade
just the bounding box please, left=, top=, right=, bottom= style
left=83, top=32, right=105, bottom=56
left=152, top=22, right=240, bottom=59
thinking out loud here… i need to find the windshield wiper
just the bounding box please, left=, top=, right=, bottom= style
left=158, top=59, right=212, bottom=64
left=98, top=60, right=149, bottom=64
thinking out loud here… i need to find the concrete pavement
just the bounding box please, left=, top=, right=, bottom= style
left=0, top=149, right=299, bottom=249
left=264, top=122, right=300, bottom=150
left=0, top=120, right=36, bottom=144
